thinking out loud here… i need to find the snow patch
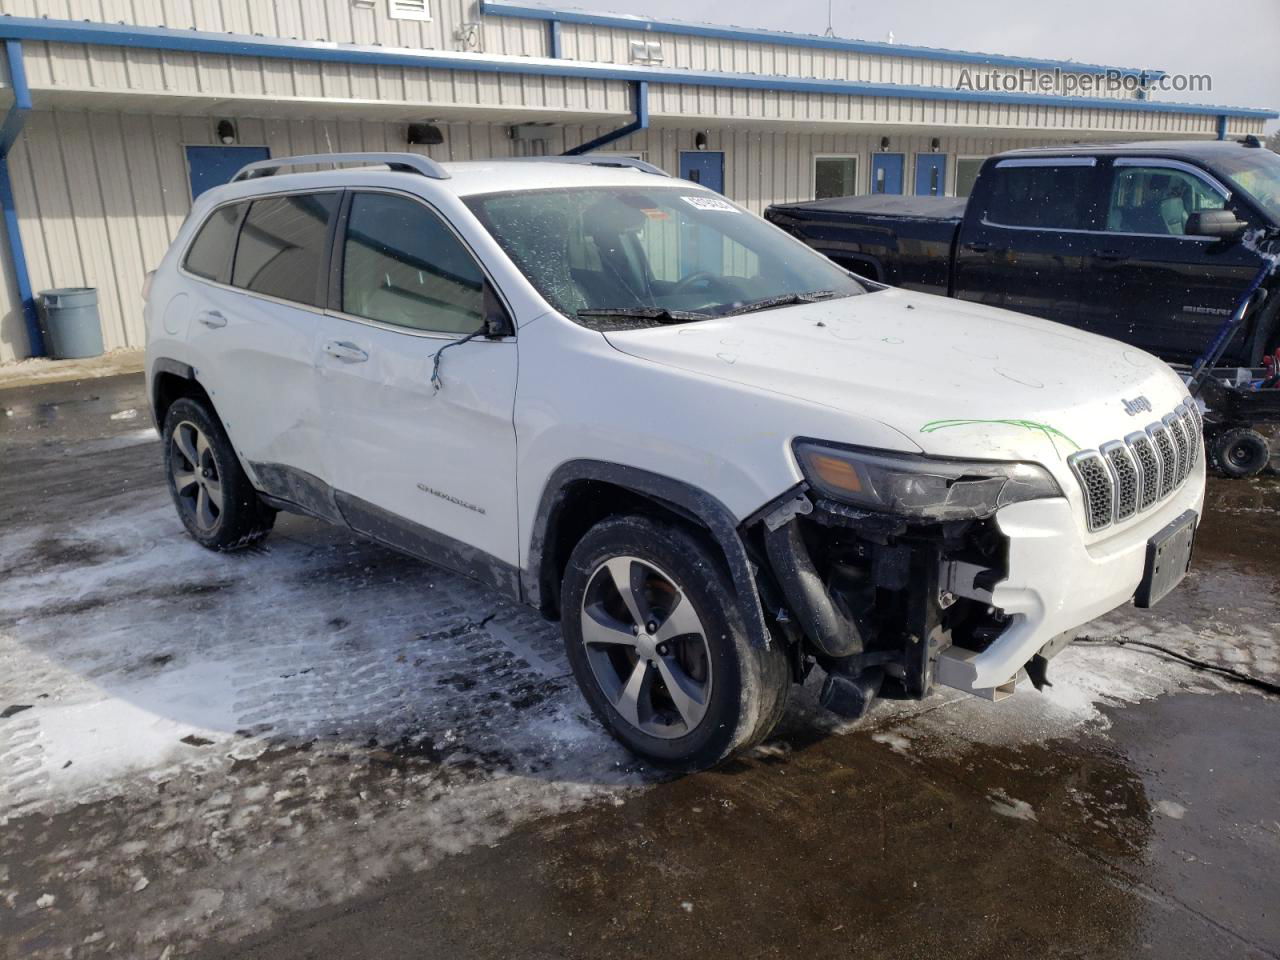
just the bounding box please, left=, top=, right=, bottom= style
left=871, top=732, right=913, bottom=755
left=989, top=789, right=1037, bottom=822
left=1154, top=799, right=1187, bottom=820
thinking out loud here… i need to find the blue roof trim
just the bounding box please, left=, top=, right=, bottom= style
left=480, top=0, right=1165, bottom=80
left=0, top=15, right=1273, bottom=120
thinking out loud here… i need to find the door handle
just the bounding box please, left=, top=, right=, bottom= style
left=324, top=340, right=369, bottom=363
left=1096, top=249, right=1127, bottom=262
left=965, top=241, right=992, bottom=253
left=196, top=310, right=227, bottom=328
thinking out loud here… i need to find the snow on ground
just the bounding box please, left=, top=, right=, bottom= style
left=0, top=486, right=645, bottom=954
left=2, top=466, right=1275, bottom=957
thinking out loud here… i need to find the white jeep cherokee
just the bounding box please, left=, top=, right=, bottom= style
left=145, top=152, right=1204, bottom=769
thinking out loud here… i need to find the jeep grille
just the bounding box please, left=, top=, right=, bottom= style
left=1068, top=402, right=1201, bottom=532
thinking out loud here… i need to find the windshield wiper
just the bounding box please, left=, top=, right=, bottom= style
left=725, top=290, right=841, bottom=316
left=577, top=306, right=712, bottom=323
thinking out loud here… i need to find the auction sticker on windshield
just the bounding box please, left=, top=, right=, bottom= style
left=682, top=196, right=740, bottom=212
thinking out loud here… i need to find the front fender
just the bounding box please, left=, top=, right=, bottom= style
left=524, top=460, right=773, bottom=650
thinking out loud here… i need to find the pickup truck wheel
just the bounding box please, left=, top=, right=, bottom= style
left=561, top=515, right=789, bottom=770
left=1210, top=427, right=1272, bottom=479
left=162, top=397, right=275, bottom=550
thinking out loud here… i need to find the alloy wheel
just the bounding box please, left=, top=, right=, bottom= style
left=579, top=555, right=713, bottom=739
left=170, top=420, right=223, bottom=532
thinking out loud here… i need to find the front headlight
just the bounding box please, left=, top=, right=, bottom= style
left=794, top=440, right=1063, bottom=521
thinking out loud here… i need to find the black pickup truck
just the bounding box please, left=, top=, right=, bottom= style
left=765, top=139, right=1280, bottom=365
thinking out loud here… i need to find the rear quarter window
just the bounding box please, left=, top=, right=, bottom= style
left=183, top=203, right=244, bottom=282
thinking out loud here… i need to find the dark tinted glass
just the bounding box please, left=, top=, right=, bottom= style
left=342, top=192, right=486, bottom=334
left=982, top=164, right=1095, bottom=230
left=183, top=203, right=244, bottom=281
left=232, top=192, right=339, bottom=306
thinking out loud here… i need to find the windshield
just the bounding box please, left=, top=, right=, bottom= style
left=465, top=186, right=866, bottom=325
left=1213, top=148, right=1280, bottom=223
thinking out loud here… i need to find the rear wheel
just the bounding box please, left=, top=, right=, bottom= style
left=560, top=515, right=790, bottom=770
left=162, top=397, right=275, bottom=550
left=1211, top=427, right=1271, bottom=479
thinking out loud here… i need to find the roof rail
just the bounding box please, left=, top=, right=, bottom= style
left=509, top=156, right=671, bottom=178
left=231, top=152, right=451, bottom=182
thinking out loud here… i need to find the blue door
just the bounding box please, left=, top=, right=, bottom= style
left=871, top=153, right=905, bottom=195
left=679, top=151, right=725, bottom=193
left=915, top=154, right=947, bottom=196
left=186, top=145, right=270, bottom=200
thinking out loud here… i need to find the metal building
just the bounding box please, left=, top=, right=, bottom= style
left=0, top=0, right=1273, bottom=361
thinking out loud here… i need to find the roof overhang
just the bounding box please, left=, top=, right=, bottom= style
left=0, top=16, right=1272, bottom=123
left=479, top=0, right=1165, bottom=81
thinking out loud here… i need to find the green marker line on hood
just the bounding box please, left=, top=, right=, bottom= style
left=920, top=418, right=1080, bottom=459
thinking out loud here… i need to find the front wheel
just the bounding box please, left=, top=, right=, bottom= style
left=560, top=515, right=790, bottom=770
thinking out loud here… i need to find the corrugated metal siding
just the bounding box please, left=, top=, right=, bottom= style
left=646, top=84, right=1224, bottom=135
left=0, top=112, right=524, bottom=362
left=0, top=0, right=548, bottom=57
left=0, top=0, right=1150, bottom=103
left=17, top=40, right=631, bottom=117
left=558, top=23, right=1140, bottom=101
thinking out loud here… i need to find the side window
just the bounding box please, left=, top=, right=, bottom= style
left=341, top=192, right=486, bottom=334
left=1105, top=165, right=1228, bottom=236
left=183, top=203, right=245, bottom=282
left=231, top=192, right=339, bottom=307
left=982, top=163, right=1096, bottom=230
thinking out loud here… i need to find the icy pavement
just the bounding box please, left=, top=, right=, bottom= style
left=2, top=373, right=1278, bottom=959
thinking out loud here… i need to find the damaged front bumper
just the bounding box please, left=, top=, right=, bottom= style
left=937, top=474, right=1204, bottom=697
left=750, top=468, right=1204, bottom=705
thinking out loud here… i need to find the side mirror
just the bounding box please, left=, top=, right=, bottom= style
left=482, top=282, right=514, bottom=338
left=1186, top=209, right=1247, bottom=239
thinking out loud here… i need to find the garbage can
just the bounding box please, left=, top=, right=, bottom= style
left=38, top=288, right=104, bottom=360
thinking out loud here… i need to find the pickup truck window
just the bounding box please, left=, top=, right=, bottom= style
left=1213, top=149, right=1280, bottom=222
left=1105, top=166, right=1226, bottom=236
left=983, top=162, right=1095, bottom=230
left=467, top=186, right=865, bottom=323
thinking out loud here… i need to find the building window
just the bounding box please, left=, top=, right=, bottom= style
left=628, top=40, right=663, bottom=64
left=814, top=156, right=859, bottom=200
left=955, top=157, right=986, bottom=198
left=388, top=0, right=431, bottom=22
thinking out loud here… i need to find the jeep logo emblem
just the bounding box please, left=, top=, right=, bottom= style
left=1122, top=395, right=1152, bottom=416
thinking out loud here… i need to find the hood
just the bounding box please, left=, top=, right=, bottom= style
left=603, top=287, right=1190, bottom=472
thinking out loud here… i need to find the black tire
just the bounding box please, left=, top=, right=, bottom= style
left=1211, top=427, right=1272, bottom=479
left=560, top=515, right=790, bottom=770
left=162, top=396, right=276, bottom=550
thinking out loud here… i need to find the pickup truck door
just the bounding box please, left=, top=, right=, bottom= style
left=314, top=189, right=521, bottom=586
left=952, top=157, right=1101, bottom=327
left=1078, top=158, right=1265, bottom=363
